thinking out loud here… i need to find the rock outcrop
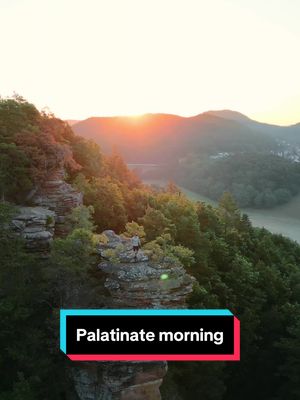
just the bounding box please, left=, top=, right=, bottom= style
left=32, top=167, right=82, bottom=236
left=72, top=230, right=195, bottom=400
left=11, top=206, right=56, bottom=252
left=98, top=230, right=195, bottom=309
left=11, top=167, right=82, bottom=251
left=72, top=362, right=167, bottom=400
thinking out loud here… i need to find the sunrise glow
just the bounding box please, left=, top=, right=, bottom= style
left=1, top=0, right=300, bottom=125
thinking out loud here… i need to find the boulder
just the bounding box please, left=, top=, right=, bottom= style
left=99, top=230, right=149, bottom=263
left=11, top=206, right=55, bottom=252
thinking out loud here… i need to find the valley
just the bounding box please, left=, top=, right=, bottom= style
left=142, top=176, right=300, bottom=243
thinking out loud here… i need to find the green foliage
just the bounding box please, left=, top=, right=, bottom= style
left=123, top=187, right=150, bottom=221
left=50, top=228, right=97, bottom=271
left=0, top=95, right=40, bottom=139
left=77, top=175, right=127, bottom=232
left=97, top=232, right=109, bottom=244
left=164, top=200, right=300, bottom=400
left=0, top=96, right=81, bottom=202
left=0, top=203, right=65, bottom=399
left=46, top=214, right=54, bottom=227
left=0, top=143, right=32, bottom=201
left=275, top=306, right=300, bottom=399
left=140, top=206, right=175, bottom=240
left=147, top=190, right=201, bottom=249
left=168, top=244, right=195, bottom=267
left=178, top=152, right=300, bottom=208
left=1, top=98, right=300, bottom=400
left=143, top=233, right=195, bottom=267
left=143, top=240, right=165, bottom=261
left=70, top=137, right=103, bottom=178
left=122, top=221, right=145, bottom=239
left=102, top=149, right=140, bottom=188
left=0, top=201, right=17, bottom=225
left=102, top=248, right=122, bottom=264
left=66, top=205, right=95, bottom=231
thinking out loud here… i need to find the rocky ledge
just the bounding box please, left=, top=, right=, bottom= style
left=98, top=230, right=195, bottom=309
left=11, top=206, right=55, bottom=252
left=72, top=230, right=195, bottom=400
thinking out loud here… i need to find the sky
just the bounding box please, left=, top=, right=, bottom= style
left=1, top=0, right=300, bottom=125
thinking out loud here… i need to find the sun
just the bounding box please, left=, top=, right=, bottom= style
left=124, top=113, right=146, bottom=124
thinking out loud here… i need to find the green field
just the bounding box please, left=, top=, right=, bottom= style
left=144, top=179, right=300, bottom=243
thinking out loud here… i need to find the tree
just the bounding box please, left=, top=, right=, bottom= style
left=46, top=228, right=98, bottom=308
left=140, top=206, right=176, bottom=241
left=81, top=177, right=127, bottom=232
left=218, top=192, right=240, bottom=234
left=122, top=221, right=145, bottom=239
left=0, top=202, right=63, bottom=399
left=0, top=96, right=40, bottom=140
left=102, top=149, right=141, bottom=188
left=0, top=143, right=32, bottom=201
left=66, top=205, right=95, bottom=232
left=70, top=137, right=103, bottom=178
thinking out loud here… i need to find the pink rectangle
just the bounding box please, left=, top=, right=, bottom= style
left=68, top=353, right=238, bottom=361
left=67, top=317, right=240, bottom=362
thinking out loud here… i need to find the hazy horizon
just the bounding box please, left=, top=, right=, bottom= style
left=65, top=109, right=299, bottom=127
left=1, top=0, right=300, bottom=125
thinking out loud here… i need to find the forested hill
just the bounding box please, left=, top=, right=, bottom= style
left=177, top=152, right=300, bottom=208
left=71, top=111, right=300, bottom=209
left=207, top=110, right=300, bottom=144
left=1, top=97, right=300, bottom=400
left=71, top=112, right=276, bottom=163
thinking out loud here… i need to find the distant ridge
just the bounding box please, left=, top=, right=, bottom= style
left=71, top=111, right=279, bottom=163
left=206, top=110, right=300, bottom=143
left=205, top=109, right=251, bottom=122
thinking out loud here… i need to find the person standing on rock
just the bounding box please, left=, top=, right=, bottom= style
left=131, top=234, right=141, bottom=260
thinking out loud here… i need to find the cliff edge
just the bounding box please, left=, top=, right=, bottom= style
left=72, top=230, right=195, bottom=400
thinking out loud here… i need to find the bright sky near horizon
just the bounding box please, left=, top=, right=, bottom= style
left=1, top=0, right=300, bottom=125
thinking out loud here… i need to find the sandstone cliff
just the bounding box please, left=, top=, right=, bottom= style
left=11, top=170, right=194, bottom=399
left=32, top=167, right=82, bottom=236
left=71, top=230, right=195, bottom=400
left=11, top=206, right=55, bottom=252
left=12, top=167, right=83, bottom=252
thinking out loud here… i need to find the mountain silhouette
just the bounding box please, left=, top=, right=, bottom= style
left=71, top=111, right=300, bottom=163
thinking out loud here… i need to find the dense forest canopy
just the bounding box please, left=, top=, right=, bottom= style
left=71, top=108, right=300, bottom=209
left=1, top=97, right=300, bottom=400
left=177, top=152, right=300, bottom=208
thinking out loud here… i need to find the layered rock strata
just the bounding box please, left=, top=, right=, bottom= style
left=11, top=206, right=55, bottom=252
left=32, top=167, right=82, bottom=236
left=72, top=230, right=195, bottom=400
left=98, top=230, right=195, bottom=309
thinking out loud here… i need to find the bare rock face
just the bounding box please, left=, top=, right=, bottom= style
left=11, top=167, right=82, bottom=251
left=72, top=362, right=167, bottom=400
left=99, top=230, right=149, bottom=263
left=32, top=167, right=82, bottom=236
left=72, top=230, right=195, bottom=400
left=99, top=230, right=195, bottom=309
left=11, top=206, right=56, bottom=252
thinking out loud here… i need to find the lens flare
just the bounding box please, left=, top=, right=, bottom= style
left=160, top=273, right=169, bottom=280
